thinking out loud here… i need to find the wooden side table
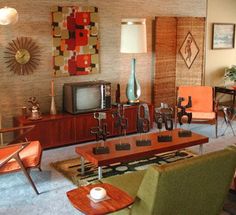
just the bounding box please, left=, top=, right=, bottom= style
left=67, top=183, right=134, bottom=215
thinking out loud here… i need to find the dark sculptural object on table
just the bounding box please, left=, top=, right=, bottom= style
left=155, top=103, right=173, bottom=131
left=137, top=103, right=150, bottom=133
left=136, top=104, right=151, bottom=146
left=112, top=104, right=131, bottom=151
left=177, top=96, right=192, bottom=125
left=90, top=112, right=110, bottom=154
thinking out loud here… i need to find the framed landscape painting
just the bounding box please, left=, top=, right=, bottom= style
left=212, top=23, right=235, bottom=49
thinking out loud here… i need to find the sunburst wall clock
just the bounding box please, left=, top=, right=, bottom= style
left=4, top=37, right=40, bottom=75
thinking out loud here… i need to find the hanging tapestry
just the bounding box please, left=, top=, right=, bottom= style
left=179, top=32, right=199, bottom=69
left=52, top=6, right=99, bottom=77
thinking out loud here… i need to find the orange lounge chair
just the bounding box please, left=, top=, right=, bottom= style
left=175, top=86, right=218, bottom=137
left=0, top=125, right=42, bottom=194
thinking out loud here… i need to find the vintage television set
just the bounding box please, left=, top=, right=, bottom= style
left=63, top=81, right=111, bottom=114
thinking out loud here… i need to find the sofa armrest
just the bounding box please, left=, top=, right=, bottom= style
left=98, top=170, right=146, bottom=198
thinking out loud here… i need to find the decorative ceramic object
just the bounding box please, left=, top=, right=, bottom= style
left=90, top=187, right=107, bottom=200
left=126, top=58, right=141, bottom=104
left=28, top=97, right=41, bottom=120
left=50, top=96, right=57, bottom=115
left=50, top=80, right=57, bottom=115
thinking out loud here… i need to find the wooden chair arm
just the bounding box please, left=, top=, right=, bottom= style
left=0, top=125, right=35, bottom=134
left=0, top=125, right=35, bottom=145
left=0, top=141, right=30, bottom=167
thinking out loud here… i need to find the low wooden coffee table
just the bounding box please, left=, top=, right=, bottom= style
left=67, top=183, right=134, bottom=215
left=75, top=128, right=208, bottom=179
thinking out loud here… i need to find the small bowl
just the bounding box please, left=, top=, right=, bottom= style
left=90, top=187, right=107, bottom=200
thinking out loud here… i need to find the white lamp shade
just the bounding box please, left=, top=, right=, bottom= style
left=120, top=18, right=147, bottom=53
left=0, top=7, right=18, bottom=25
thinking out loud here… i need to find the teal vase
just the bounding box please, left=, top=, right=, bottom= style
left=126, top=58, right=141, bottom=104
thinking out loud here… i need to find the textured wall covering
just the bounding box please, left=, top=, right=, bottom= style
left=0, top=0, right=206, bottom=128
left=154, top=17, right=205, bottom=108
left=154, top=17, right=177, bottom=108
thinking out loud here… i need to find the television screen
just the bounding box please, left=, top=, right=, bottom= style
left=76, top=86, right=101, bottom=110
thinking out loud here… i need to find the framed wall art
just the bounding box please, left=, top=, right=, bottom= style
left=212, top=23, right=235, bottom=49
left=179, top=32, right=199, bottom=69
left=51, top=6, right=99, bottom=77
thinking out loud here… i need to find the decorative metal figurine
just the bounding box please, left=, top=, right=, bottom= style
left=136, top=103, right=151, bottom=146
left=177, top=96, right=192, bottom=125
left=137, top=103, right=150, bottom=133
left=28, top=97, right=41, bottom=120
left=154, top=103, right=173, bottom=131
left=115, top=84, right=121, bottom=104
left=113, top=104, right=128, bottom=135
left=90, top=112, right=110, bottom=154
left=112, top=104, right=130, bottom=150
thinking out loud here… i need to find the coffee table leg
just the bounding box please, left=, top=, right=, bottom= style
left=199, top=144, right=203, bottom=155
left=81, top=156, right=85, bottom=175
left=98, top=167, right=102, bottom=179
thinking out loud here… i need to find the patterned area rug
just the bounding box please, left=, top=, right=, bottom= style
left=51, top=150, right=196, bottom=186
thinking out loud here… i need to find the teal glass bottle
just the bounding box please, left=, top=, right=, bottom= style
left=126, top=58, right=141, bottom=104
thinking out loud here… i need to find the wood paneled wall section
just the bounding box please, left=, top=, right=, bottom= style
left=0, top=0, right=206, bottom=130
left=154, top=17, right=205, bottom=108
left=154, top=17, right=177, bottom=108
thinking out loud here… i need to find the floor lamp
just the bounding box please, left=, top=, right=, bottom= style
left=120, top=18, right=147, bottom=104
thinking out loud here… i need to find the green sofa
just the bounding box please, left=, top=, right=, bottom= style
left=97, top=146, right=236, bottom=215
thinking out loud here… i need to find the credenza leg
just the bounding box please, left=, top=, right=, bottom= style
left=81, top=157, right=85, bottom=175
left=199, top=144, right=203, bottom=155
left=98, top=167, right=103, bottom=180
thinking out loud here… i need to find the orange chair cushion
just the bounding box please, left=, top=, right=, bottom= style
left=189, top=111, right=216, bottom=120
left=0, top=141, right=42, bottom=173
left=178, top=86, right=213, bottom=112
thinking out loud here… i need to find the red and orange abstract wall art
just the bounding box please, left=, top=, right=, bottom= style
left=52, top=6, right=99, bottom=77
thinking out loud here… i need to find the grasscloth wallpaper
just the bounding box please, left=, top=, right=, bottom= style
left=0, top=0, right=206, bottom=128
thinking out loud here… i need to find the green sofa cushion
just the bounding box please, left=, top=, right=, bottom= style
left=131, top=146, right=236, bottom=215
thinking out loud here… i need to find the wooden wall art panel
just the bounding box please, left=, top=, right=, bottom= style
left=179, top=32, right=199, bottom=69
left=176, top=17, right=205, bottom=86
left=154, top=17, right=205, bottom=108
left=52, top=6, right=99, bottom=77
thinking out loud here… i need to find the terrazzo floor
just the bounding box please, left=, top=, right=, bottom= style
left=0, top=118, right=236, bottom=215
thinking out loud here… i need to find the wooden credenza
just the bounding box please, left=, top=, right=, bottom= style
left=13, top=104, right=154, bottom=149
